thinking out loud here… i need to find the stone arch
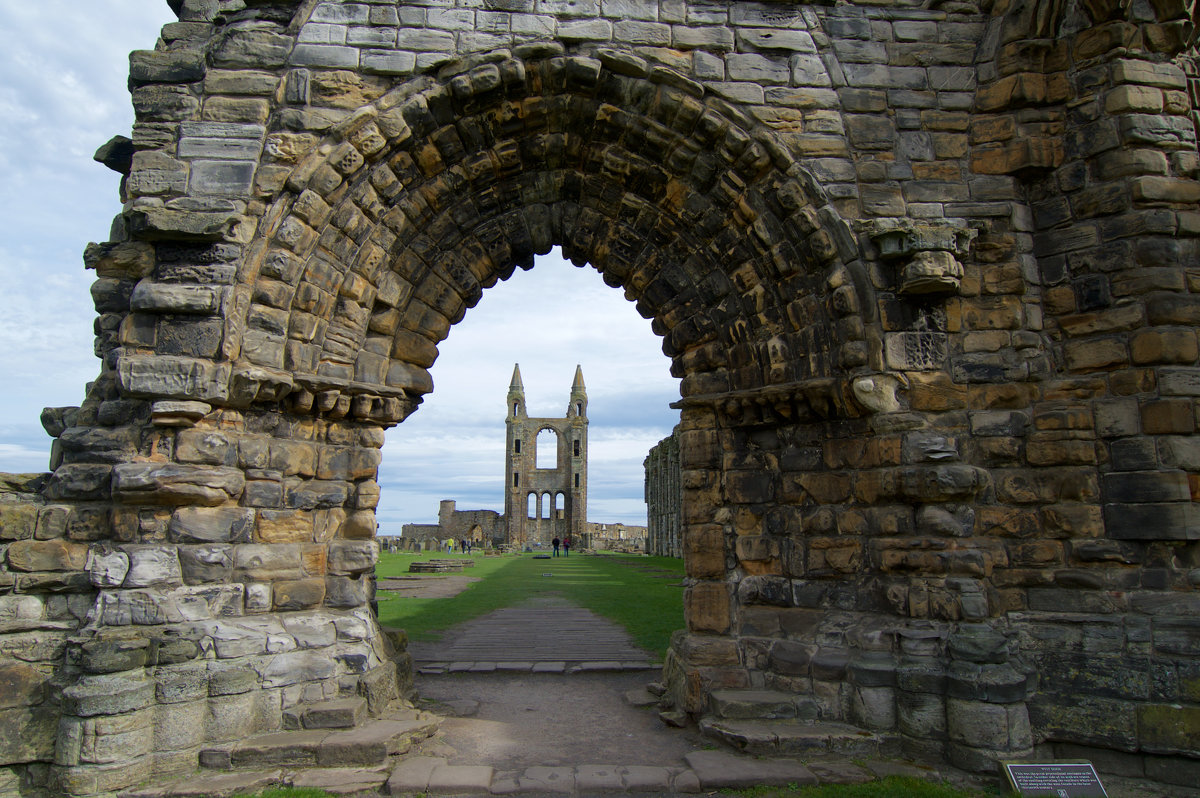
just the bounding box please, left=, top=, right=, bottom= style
left=2, top=1, right=1198, bottom=793
left=221, top=50, right=879, bottom=428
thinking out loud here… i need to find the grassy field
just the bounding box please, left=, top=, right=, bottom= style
left=374, top=550, right=686, bottom=658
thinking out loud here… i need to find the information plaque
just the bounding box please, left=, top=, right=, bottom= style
left=1003, top=761, right=1108, bottom=797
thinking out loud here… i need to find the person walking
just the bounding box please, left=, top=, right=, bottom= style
left=552, top=537, right=560, bottom=557
left=563, top=536, right=571, bottom=557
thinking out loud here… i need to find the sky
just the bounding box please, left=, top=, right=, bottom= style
left=0, top=2, right=681, bottom=530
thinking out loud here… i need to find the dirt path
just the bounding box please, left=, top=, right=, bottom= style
left=378, top=573, right=479, bottom=598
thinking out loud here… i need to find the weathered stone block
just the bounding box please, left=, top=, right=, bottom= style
left=170, top=506, right=254, bottom=543
left=328, top=540, right=376, bottom=574
left=0, top=705, right=57, bottom=766
left=1105, top=502, right=1200, bottom=540
left=122, top=546, right=183, bottom=587
left=210, top=30, right=293, bottom=69
left=179, top=544, right=233, bottom=584
left=43, top=464, right=112, bottom=502
left=273, top=578, right=326, bottom=610
left=6, top=539, right=88, bottom=572
left=686, top=582, right=731, bottom=634
left=0, top=662, right=49, bottom=709
left=62, top=673, right=155, bottom=717
left=234, top=544, right=303, bottom=580
left=116, top=354, right=232, bottom=401
left=325, top=575, right=367, bottom=608
left=112, top=463, right=244, bottom=506
left=1102, top=471, right=1190, bottom=503
left=257, top=509, right=314, bottom=543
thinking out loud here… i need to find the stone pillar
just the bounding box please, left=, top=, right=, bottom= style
left=895, top=626, right=949, bottom=762
left=944, top=624, right=1034, bottom=772
left=34, top=387, right=406, bottom=793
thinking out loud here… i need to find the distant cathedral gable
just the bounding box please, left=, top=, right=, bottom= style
left=504, top=364, right=588, bottom=546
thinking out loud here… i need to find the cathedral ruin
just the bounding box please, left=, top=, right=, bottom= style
left=505, top=364, right=590, bottom=546
left=0, top=0, right=1199, bottom=793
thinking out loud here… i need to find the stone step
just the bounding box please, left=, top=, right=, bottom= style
left=200, top=711, right=440, bottom=771
left=284, top=696, right=368, bottom=730
left=699, top=718, right=898, bottom=759
left=706, top=688, right=818, bottom=720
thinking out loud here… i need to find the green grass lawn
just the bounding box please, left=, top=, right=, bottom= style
left=374, top=551, right=685, bottom=659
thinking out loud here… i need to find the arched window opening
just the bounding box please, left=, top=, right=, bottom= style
left=542, top=491, right=555, bottom=519
left=536, top=428, right=558, bottom=469
left=556, top=492, right=566, bottom=519
left=576, top=402, right=582, bottom=415
left=527, top=493, right=536, bottom=519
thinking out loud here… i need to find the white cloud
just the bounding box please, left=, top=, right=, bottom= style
left=0, top=5, right=680, bottom=531
left=382, top=250, right=681, bottom=527
left=0, top=2, right=175, bottom=455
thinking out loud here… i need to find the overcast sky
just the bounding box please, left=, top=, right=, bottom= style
left=0, top=2, right=681, bottom=529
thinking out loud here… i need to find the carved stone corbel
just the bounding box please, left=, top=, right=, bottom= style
left=868, top=220, right=977, bottom=297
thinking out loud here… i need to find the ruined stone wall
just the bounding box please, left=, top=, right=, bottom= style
left=437, top=500, right=505, bottom=544
left=397, top=522, right=441, bottom=549
left=645, top=426, right=682, bottom=558
left=505, top=367, right=589, bottom=546
left=583, top=521, right=648, bottom=552
left=0, top=0, right=1198, bottom=793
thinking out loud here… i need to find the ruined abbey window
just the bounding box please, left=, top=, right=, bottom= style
left=536, top=428, right=559, bottom=469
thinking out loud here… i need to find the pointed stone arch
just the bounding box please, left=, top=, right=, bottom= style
left=225, top=49, right=878, bottom=427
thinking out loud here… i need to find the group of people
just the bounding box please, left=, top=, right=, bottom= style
left=551, top=536, right=571, bottom=556
left=444, top=538, right=475, bottom=554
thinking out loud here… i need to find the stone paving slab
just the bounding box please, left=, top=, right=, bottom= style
left=124, top=756, right=974, bottom=796
left=575, top=763, right=625, bottom=791
left=684, top=749, right=818, bottom=790
left=288, top=766, right=389, bottom=795
left=618, top=764, right=676, bottom=791
left=427, top=762, right=495, bottom=793
left=121, top=769, right=283, bottom=797
left=385, top=755, right=445, bottom=793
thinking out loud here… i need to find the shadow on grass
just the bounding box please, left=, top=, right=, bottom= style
left=374, top=551, right=685, bottom=659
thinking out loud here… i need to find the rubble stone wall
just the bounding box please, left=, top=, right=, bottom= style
left=0, top=0, right=1197, bottom=793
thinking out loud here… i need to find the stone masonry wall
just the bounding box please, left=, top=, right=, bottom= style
left=0, top=0, right=1197, bottom=793
left=645, top=426, right=682, bottom=558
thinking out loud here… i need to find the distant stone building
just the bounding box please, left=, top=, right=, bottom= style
left=583, top=521, right=647, bottom=553
left=397, top=367, right=591, bottom=549
left=504, top=364, right=588, bottom=546
left=395, top=524, right=440, bottom=551
left=644, top=427, right=682, bottom=558
left=400, top=501, right=504, bottom=549
left=437, top=500, right=504, bottom=545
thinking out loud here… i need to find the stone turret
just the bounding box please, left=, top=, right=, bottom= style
left=507, top=364, right=526, bottom=420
